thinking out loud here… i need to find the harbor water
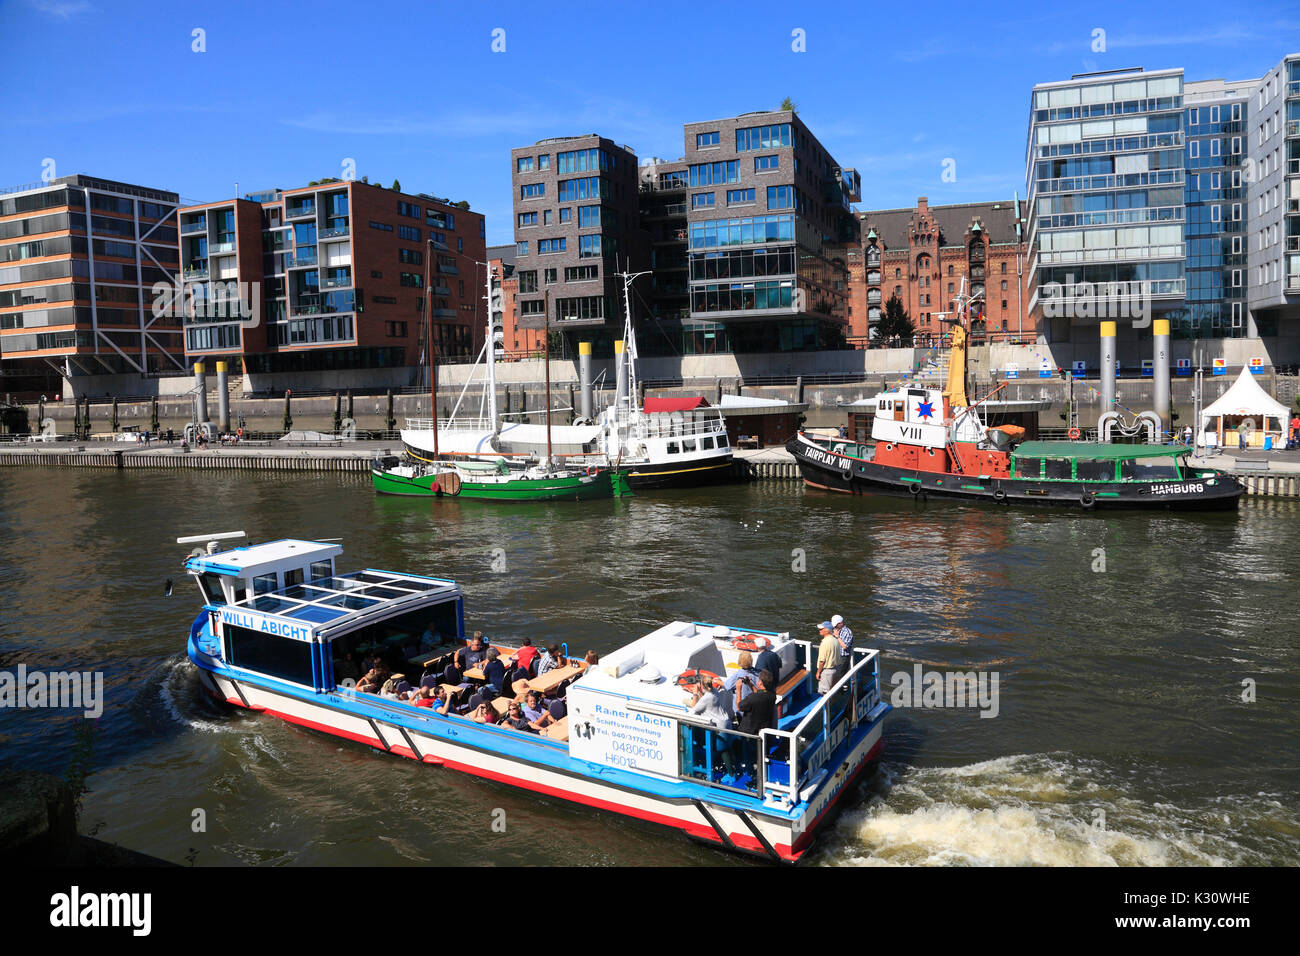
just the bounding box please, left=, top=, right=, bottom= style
left=0, top=468, right=1297, bottom=866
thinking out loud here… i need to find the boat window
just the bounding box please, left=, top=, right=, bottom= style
left=1120, top=459, right=1180, bottom=481
left=667, top=441, right=679, bottom=455
left=284, top=568, right=304, bottom=588
left=328, top=599, right=462, bottom=684
left=701, top=436, right=714, bottom=450
left=309, top=560, right=333, bottom=581
left=252, top=573, right=278, bottom=595
left=225, top=624, right=316, bottom=687
left=682, top=439, right=697, bottom=452
left=717, top=433, right=728, bottom=447
left=1075, top=459, right=1116, bottom=481
left=197, top=573, right=227, bottom=606
left=1043, top=458, right=1072, bottom=480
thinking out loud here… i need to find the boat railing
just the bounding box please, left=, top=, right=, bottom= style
left=404, top=417, right=497, bottom=432
left=631, top=412, right=726, bottom=440
left=759, top=648, right=882, bottom=803
left=678, top=722, right=764, bottom=796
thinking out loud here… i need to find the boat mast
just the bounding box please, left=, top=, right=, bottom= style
left=424, top=237, right=438, bottom=457
left=617, top=265, right=650, bottom=417
left=484, top=260, right=500, bottom=435
left=543, top=288, right=552, bottom=462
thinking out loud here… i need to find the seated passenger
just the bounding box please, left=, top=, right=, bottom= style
left=455, top=632, right=488, bottom=671
left=470, top=701, right=498, bottom=724
left=521, top=691, right=554, bottom=728
left=536, top=643, right=564, bottom=676
left=393, top=677, right=412, bottom=701
left=686, top=673, right=733, bottom=730
left=501, top=701, right=541, bottom=733
left=481, top=648, right=506, bottom=692
left=513, top=637, right=539, bottom=674
left=465, top=685, right=496, bottom=714
left=584, top=650, right=600, bottom=668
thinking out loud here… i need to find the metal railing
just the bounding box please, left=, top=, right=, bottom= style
left=404, top=417, right=496, bottom=432
left=630, top=412, right=725, bottom=440
left=181, top=221, right=207, bottom=235
left=320, top=225, right=350, bottom=239
left=1037, top=243, right=1186, bottom=265
left=285, top=205, right=316, bottom=219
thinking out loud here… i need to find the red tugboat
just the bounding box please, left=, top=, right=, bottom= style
left=788, top=295, right=1242, bottom=512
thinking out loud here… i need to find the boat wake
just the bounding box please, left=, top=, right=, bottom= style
left=150, top=655, right=250, bottom=735
left=821, top=753, right=1295, bottom=866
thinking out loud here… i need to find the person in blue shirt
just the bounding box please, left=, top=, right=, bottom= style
left=755, top=645, right=783, bottom=689
left=481, top=647, right=506, bottom=692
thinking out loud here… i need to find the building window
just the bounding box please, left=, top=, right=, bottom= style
left=688, top=161, right=740, bottom=187
left=538, top=238, right=566, bottom=254
left=517, top=157, right=534, bottom=173
left=399, top=248, right=423, bottom=265
left=385, top=321, right=408, bottom=337
left=516, top=241, right=529, bottom=257
left=398, top=225, right=420, bottom=242
left=735, top=123, right=792, bottom=151
left=398, top=201, right=421, bottom=218
left=755, top=155, right=779, bottom=172
left=559, top=208, right=572, bottom=223
left=692, top=192, right=716, bottom=209
left=544, top=268, right=557, bottom=284
left=766, top=185, right=794, bottom=210
left=399, top=272, right=423, bottom=288
left=520, top=183, right=545, bottom=200
left=543, top=210, right=552, bottom=225
left=564, top=265, right=599, bottom=281
left=518, top=271, right=538, bottom=293
left=518, top=212, right=537, bottom=227
left=696, top=131, right=720, bottom=148
left=727, top=188, right=756, bottom=204
left=538, top=154, right=550, bottom=170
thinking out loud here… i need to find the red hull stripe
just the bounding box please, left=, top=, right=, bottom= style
left=790, top=737, right=884, bottom=853
left=259, top=703, right=385, bottom=750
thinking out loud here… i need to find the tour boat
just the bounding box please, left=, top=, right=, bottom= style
left=370, top=455, right=632, bottom=501
left=788, top=288, right=1242, bottom=511
left=181, top=532, right=890, bottom=863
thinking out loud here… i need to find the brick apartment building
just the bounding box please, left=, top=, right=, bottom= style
left=0, top=174, right=182, bottom=397
left=851, top=197, right=1033, bottom=347
left=177, top=179, right=485, bottom=385
left=487, top=243, right=546, bottom=356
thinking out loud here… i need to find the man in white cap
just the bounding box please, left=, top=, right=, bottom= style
left=832, top=614, right=854, bottom=664
left=815, top=622, right=842, bottom=694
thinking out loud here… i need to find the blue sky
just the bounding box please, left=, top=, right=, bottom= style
left=1, top=0, right=1296, bottom=245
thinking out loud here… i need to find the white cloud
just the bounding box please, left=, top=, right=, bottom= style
left=24, top=0, right=93, bottom=19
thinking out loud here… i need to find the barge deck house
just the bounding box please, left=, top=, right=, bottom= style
left=183, top=535, right=890, bottom=862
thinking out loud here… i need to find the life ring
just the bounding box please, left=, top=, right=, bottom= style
left=586, top=465, right=599, bottom=477
left=1068, top=427, right=1081, bottom=440
left=1080, top=491, right=1096, bottom=508
left=993, top=488, right=1007, bottom=502
left=731, top=634, right=771, bottom=652
left=676, top=669, right=724, bottom=689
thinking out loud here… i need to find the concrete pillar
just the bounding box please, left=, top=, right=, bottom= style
left=614, top=339, right=627, bottom=409
left=1152, top=318, right=1170, bottom=436
left=193, top=362, right=209, bottom=425
left=1099, top=321, right=1116, bottom=415
left=216, top=361, right=231, bottom=432
left=579, top=341, right=593, bottom=420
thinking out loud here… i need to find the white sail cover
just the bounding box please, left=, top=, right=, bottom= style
left=1200, top=367, right=1289, bottom=428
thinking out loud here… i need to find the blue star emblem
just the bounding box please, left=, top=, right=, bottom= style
left=916, top=401, right=935, bottom=420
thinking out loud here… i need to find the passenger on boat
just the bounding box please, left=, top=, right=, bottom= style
left=521, top=691, right=555, bottom=728
left=536, top=643, right=564, bottom=676
left=513, top=637, right=539, bottom=674
left=419, top=623, right=442, bottom=650
left=584, top=650, right=600, bottom=667
left=831, top=615, right=854, bottom=663
left=470, top=701, right=498, bottom=724
left=379, top=675, right=408, bottom=700
left=501, top=701, right=541, bottom=733
left=686, top=673, right=733, bottom=730
left=414, top=686, right=453, bottom=714
left=815, top=623, right=842, bottom=694
left=456, top=632, right=488, bottom=671
left=481, top=648, right=506, bottom=692
left=464, top=685, right=497, bottom=714
left=356, top=668, right=384, bottom=694
left=735, top=671, right=776, bottom=735
left=725, top=651, right=760, bottom=709
left=755, top=644, right=783, bottom=688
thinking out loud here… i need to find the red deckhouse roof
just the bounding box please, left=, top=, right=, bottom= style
left=643, top=397, right=710, bottom=412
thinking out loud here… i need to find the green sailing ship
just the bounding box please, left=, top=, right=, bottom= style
left=371, top=455, right=633, bottom=501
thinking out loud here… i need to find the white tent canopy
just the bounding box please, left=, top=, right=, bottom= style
left=1199, top=367, right=1290, bottom=446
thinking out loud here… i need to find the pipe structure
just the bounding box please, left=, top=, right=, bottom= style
left=216, top=361, right=231, bottom=432
left=579, top=341, right=593, bottom=420
left=1099, top=321, right=1117, bottom=417
left=194, top=362, right=209, bottom=425
left=1152, top=318, right=1170, bottom=438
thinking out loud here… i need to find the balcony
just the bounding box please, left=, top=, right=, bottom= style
left=323, top=276, right=351, bottom=289
left=867, top=271, right=880, bottom=285
left=867, top=291, right=882, bottom=306
left=285, top=204, right=316, bottom=220
left=432, top=308, right=457, bottom=318
left=183, top=262, right=209, bottom=280
left=290, top=294, right=321, bottom=316
left=320, top=224, right=350, bottom=240
left=1287, top=236, right=1300, bottom=251
left=1289, top=80, right=1300, bottom=97
left=1288, top=120, right=1300, bottom=137
left=180, top=220, right=207, bottom=235
left=210, top=240, right=235, bottom=254
left=432, top=285, right=451, bottom=296
left=288, top=248, right=318, bottom=267
left=437, top=262, right=459, bottom=275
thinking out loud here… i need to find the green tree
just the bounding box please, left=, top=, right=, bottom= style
left=453, top=200, right=470, bottom=210
left=392, top=178, right=402, bottom=192
left=780, top=97, right=799, bottom=112
left=876, top=293, right=915, bottom=348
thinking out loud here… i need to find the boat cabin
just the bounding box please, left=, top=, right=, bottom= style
left=1008, top=441, right=1206, bottom=482
left=186, top=540, right=464, bottom=693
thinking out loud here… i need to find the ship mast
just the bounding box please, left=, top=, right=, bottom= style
left=616, top=265, right=650, bottom=418
left=484, top=260, right=500, bottom=436
left=424, top=237, right=438, bottom=457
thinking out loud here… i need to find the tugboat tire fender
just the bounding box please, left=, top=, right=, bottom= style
left=1080, top=491, right=1096, bottom=508
left=909, top=481, right=922, bottom=496
left=993, top=488, right=1007, bottom=502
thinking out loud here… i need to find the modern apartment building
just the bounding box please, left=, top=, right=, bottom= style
left=487, top=244, right=545, bottom=356
left=852, top=197, right=1032, bottom=346
left=637, top=158, right=691, bottom=337
left=682, top=110, right=860, bottom=352
left=510, top=136, right=648, bottom=357
left=1026, top=54, right=1300, bottom=363
left=0, top=174, right=182, bottom=397
left=177, top=180, right=485, bottom=386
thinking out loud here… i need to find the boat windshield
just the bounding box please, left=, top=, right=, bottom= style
left=1120, top=458, right=1182, bottom=480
